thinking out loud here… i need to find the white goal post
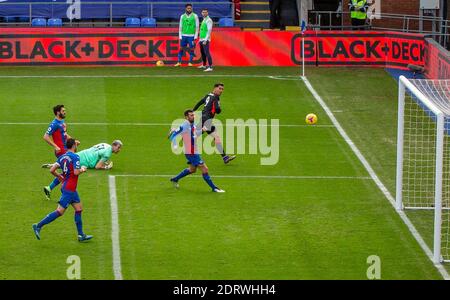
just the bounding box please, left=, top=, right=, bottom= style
left=396, top=75, right=450, bottom=263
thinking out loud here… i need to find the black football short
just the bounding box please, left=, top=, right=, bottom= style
left=205, top=126, right=216, bottom=135
left=201, top=118, right=216, bottom=134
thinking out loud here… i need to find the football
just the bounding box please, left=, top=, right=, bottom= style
left=305, top=113, right=318, bottom=125
left=156, top=60, right=165, bottom=67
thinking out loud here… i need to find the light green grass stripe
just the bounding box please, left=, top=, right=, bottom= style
left=114, top=174, right=371, bottom=180
left=0, top=122, right=334, bottom=128
left=0, top=75, right=300, bottom=79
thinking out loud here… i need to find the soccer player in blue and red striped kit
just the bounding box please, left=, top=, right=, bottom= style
left=33, top=138, right=93, bottom=242
left=168, top=109, right=225, bottom=192
left=42, top=105, right=79, bottom=200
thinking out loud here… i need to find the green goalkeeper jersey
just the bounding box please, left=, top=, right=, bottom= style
left=78, top=143, right=112, bottom=168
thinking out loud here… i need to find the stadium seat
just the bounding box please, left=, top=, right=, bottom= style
left=0, top=0, right=232, bottom=21
left=4, top=17, right=18, bottom=23
left=31, top=18, right=47, bottom=27
left=141, top=17, right=156, bottom=28
left=47, top=18, right=63, bottom=27
left=125, top=17, right=140, bottom=27
left=218, top=18, right=234, bottom=27
left=18, top=17, right=30, bottom=23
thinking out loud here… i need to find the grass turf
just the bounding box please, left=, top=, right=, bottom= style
left=0, top=66, right=444, bottom=279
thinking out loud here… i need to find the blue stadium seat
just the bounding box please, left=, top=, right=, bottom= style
left=141, top=17, right=156, bottom=28
left=0, top=1, right=233, bottom=20
left=18, top=17, right=30, bottom=23
left=48, top=18, right=63, bottom=27
left=125, top=17, right=140, bottom=27
left=31, top=18, right=46, bottom=27
left=218, top=18, right=234, bottom=27
left=5, top=17, right=18, bottom=23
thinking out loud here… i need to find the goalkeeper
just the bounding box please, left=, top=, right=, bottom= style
left=43, top=140, right=122, bottom=170
left=78, top=140, right=122, bottom=169
left=42, top=140, right=122, bottom=200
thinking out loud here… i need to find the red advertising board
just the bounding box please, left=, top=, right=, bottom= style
left=424, top=38, right=450, bottom=79
left=0, top=28, right=425, bottom=68
left=297, top=32, right=424, bottom=68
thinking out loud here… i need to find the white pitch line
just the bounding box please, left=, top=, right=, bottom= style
left=268, top=76, right=303, bottom=81
left=114, top=174, right=371, bottom=180
left=108, top=175, right=123, bottom=280
left=0, top=122, right=335, bottom=128
left=301, top=76, right=450, bottom=280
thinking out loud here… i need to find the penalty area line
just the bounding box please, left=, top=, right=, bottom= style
left=301, top=76, right=450, bottom=280
left=108, top=175, right=123, bottom=280
left=0, top=122, right=335, bottom=128
left=114, top=174, right=372, bottom=180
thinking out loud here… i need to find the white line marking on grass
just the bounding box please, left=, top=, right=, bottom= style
left=268, top=76, right=303, bottom=81
left=301, top=76, right=450, bottom=280
left=0, top=74, right=301, bottom=79
left=0, top=122, right=335, bottom=128
left=108, top=175, right=123, bottom=280
left=114, top=174, right=371, bottom=180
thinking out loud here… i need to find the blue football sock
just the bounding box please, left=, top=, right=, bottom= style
left=49, top=178, right=60, bottom=190
left=177, top=50, right=183, bottom=63
left=37, top=210, right=61, bottom=228
left=202, top=173, right=217, bottom=190
left=172, top=168, right=191, bottom=182
left=74, top=211, right=84, bottom=236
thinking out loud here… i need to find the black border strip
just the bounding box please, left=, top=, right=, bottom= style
left=0, top=60, right=201, bottom=66
left=0, top=61, right=401, bottom=67
left=319, top=61, right=409, bottom=67
left=0, top=32, right=178, bottom=38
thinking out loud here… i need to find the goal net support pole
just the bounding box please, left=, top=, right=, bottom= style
left=396, top=75, right=445, bottom=263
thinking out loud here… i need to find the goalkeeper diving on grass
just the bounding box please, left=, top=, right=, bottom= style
left=42, top=140, right=123, bottom=200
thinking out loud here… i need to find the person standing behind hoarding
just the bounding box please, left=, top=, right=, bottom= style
left=198, top=8, right=214, bottom=72
left=175, top=3, right=199, bottom=67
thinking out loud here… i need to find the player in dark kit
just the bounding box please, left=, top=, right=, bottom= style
left=193, top=83, right=236, bottom=164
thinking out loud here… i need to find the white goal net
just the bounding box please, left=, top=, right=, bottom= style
left=396, top=76, right=450, bottom=263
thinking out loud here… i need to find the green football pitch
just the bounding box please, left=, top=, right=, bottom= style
left=0, top=66, right=447, bottom=279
